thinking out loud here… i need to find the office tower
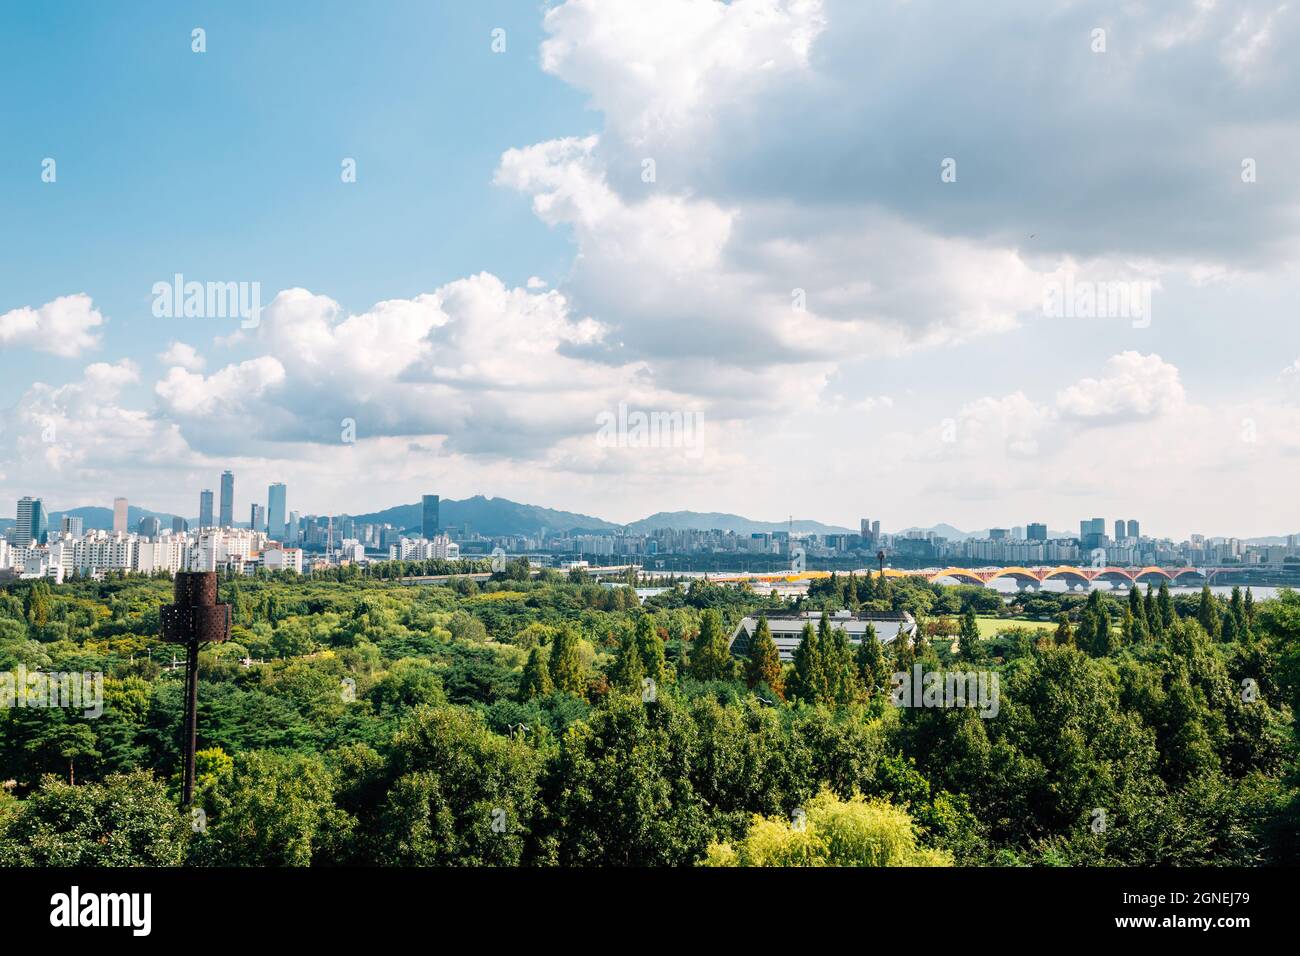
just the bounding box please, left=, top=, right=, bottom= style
left=199, top=489, right=214, bottom=528
left=1027, top=522, right=1048, bottom=541
left=61, top=515, right=83, bottom=538
left=172, top=516, right=188, bottom=534
left=871, top=520, right=880, bottom=538
left=113, top=497, right=129, bottom=534
left=1114, top=519, right=1125, bottom=541
left=860, top=518, right=871, bottom=538
left=249, top=503, right=265, bottom=533
left=15, top=496, right=45, bottom=545
left=1080, top=517, right=1106, bottom=550
left=422, top=494, right=440, bottom=539
left=267, top=482, right=287, bottom=539
left=138, top=516, right=162, bottom=537
left=287, top=511, right=300, bottom=545
left=1126, top=519, right=1139, bottom=539
left=219, top=471, right=234, bottom=527
left=989, top=528, right=1009, bottom=541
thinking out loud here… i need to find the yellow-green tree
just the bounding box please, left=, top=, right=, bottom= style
left=701, top=789, right=951, bottom=867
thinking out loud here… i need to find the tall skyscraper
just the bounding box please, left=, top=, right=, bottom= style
left=1114, top=519, right=1125, bottom=542
left=199, top=489, right=214, bottom=528
left=1126, top=519, right=1140, bottom=539
left=1080, top=517, right=1106, bottom=549
left=1027, top=522, right=1048, bottom=541
left=219, top=471, right=234, bottom=527
left=61, top=515, right=83, bottom=538
left=15, top=496, right=45, bottom=545
left=287, top=510, right=300, bottom=545
left=138, top=516, right=161, bottom=537
left=250, top=503, right=265, bottom=533
left=267, top=482, right=287, bottom=539
left=173, top=516, right=188, bottom=534
left=422, top=494, right=440, bottom=539
left=113, top=497, right=129, bottom=534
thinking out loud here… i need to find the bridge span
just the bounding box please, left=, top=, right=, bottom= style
left=707, top=565, right=1218, bottom=590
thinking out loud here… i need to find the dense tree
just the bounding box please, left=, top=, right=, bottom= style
left=690, top=609, right=733, bottom=682
left=0, top=772, right=188, bottom=866
left=1197, top=585, right=1221, bottom=640
left=745, top=616, right=784, bottom=698
left=548, top=624, right=587, bottom=697
left=958, top=609, right=982, bottom=661
left=517, top=646, right=553, bottom=701
left=703, top=789, right=951, bottom=867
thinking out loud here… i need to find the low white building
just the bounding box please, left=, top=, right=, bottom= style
left=729, top=609, right=917, bottom=662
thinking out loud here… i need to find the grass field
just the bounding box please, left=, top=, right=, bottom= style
left=975, top=616, right=1057, bottom=638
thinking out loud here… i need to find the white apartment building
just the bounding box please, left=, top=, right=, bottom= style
left=261, top=547, right=303, bottom=574
left=388, top=535, right=460, bottom=562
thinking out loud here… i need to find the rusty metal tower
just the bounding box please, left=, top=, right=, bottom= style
left=160, top=571, right=231, bottom=806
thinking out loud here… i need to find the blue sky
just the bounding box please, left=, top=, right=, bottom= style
left=3, top=0, right=1300, bottom=538
left=0, top=0, right=585, bottom=397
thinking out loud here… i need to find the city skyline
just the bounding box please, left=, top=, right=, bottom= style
left=4, top=480, right=1297, bottom=546
left=4, top=2, right=1300, bottom=537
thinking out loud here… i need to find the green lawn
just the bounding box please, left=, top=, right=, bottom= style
left=975, top=616, right=1057, bottom=639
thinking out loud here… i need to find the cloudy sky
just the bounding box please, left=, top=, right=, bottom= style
left=2, top=0, right=1299, bottom=539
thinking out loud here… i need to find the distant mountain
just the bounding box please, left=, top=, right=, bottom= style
left=898, top=523, right=973, bottom=540
left=49, top=506, right=182, bottom=532
left=625, top=511, right=854, bottom=535
left=350, top=495, right=621, bottom=536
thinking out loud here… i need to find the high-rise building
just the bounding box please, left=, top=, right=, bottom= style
left=15, top=496, right=46, bottom=545
left=1080, top=517, right=1107, bottom=550
left=422, top=494, right=440, bottom=539
left=172, top=516, right=188, bottom=534
left=250, top=503, right=265, bottom=533
left=137, top=516, right=162, bottom=537
left=989, top=528, right=1009, bottom=541
left=1027, top=522, right=1048, bottom=541
left=113, top=497, right=129, bottom=534
left=219, top=471, right=235, bottom=527
left=287, top=511, right=300, bottom=545
left=1114, top=519, right=1125, bottom=542
left=267, top=483, right=287, bottom=539
left=61, top=515, right=83, bottom=538
left=871, top=520, right=881, bottom=538
left=1126, top=519, right=1140, bottom=539
left=199, top=489, right=214, bottom=528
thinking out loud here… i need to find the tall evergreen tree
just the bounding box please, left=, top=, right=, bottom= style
left=1157, top=579, right=1174, bottom=632
left=745, top=616, right=784, bottom=698
left=1196, top=585, right=1221, bottom=640
left=825, top=620, right=860, bottom=704
left=517, top=646, right=553, bottom=701
left=690, top=609, right=733, bottom=681
left=611, top=625, right=645, bottom=690
left=1054, top=612, right=1073, bottom=647
left=855, top=622, right=887, bottom=697
left=791, top=621, right=828, bottom=704
left=548, top=624, right=587, bottom=697
left=634, top=613, right=668, bottom=685
left=958, top=608, right=982, bottom=661
left=1144, top=583, right=1161, bottom=639
left=1127, top=586, right=1149, bottom=642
